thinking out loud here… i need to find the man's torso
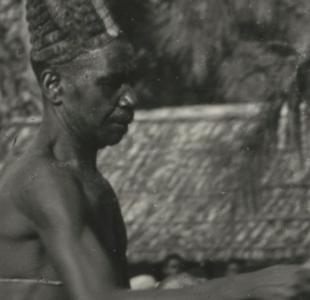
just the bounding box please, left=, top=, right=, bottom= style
left=0, top=151, right=129, bottom=298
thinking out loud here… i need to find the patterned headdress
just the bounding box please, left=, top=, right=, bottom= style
left=26, top=0, right=122, bottom=65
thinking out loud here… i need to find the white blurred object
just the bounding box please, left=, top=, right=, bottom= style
left=130, top=275, right=158, bottom=290
left=159, top=273, right=205, bottom=289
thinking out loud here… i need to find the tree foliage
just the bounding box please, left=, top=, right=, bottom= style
left=0, top=0, right=41, bottom=124
left=1, top=0, right=310, bottom=112
left=1, top=0, right=309, bottom=203
left=107, top=0, right=310, bottom=109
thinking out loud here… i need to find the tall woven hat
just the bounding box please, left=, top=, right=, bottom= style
left=26, top=0, right=122, bottom=65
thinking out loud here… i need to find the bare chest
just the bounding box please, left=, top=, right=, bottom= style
left=81, top=175, right=127, bottom=259
left=81, top=175, right=129, bottom=286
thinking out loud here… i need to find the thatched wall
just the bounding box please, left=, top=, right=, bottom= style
left=2, top=104, right=310, bottom=262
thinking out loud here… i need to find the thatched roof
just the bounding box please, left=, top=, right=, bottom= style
left=1, top=104, right=310, bottom=263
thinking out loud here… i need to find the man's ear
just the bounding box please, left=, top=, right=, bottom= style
left=40, top=69, right=63, bottom=105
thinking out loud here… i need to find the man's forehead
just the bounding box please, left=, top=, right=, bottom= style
left=58, top=42, right=135, bottom=77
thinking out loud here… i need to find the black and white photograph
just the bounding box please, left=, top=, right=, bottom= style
left=1, top=0, right=310, bottom=299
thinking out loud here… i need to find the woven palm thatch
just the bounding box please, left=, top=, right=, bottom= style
left=2, top=104, right=310, bottom=262
left=99, top=105, right=310, bottom=262
left=1, top=0, right=310, bottom=261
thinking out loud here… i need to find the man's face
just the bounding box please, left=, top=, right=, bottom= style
left=56, top=41, right=137, bottom=148
left=163, top=258, right=183, bottom=277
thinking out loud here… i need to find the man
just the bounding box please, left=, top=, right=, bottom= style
left=159, top=254, right=200, bottom=289
left=161, top=254, right=185, bottom=279
left=0, top=0, right=307, bottom=299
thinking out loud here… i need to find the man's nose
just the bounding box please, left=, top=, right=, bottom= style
left=118, top=85, right=138, bottom=108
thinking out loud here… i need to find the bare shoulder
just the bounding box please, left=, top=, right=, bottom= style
left=7, top=156, right=85, bottom=232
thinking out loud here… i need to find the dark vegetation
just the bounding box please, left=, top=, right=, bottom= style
left=1, top=0, right=310, bottom=153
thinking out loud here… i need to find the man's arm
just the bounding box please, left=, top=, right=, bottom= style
left=19, top=165, right=118, bottom=300
left=18, top=165, right=298, bottom=300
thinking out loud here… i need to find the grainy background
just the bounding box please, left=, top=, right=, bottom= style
left=2, top=0, right=310, bottom=276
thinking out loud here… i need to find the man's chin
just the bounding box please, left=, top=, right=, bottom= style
left=98, top=131, right=127, bottom=148
left=107, top=135, right=124, bottom=146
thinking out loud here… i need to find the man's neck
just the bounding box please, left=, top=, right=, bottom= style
left=34, top=105, right=98, bottom=171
